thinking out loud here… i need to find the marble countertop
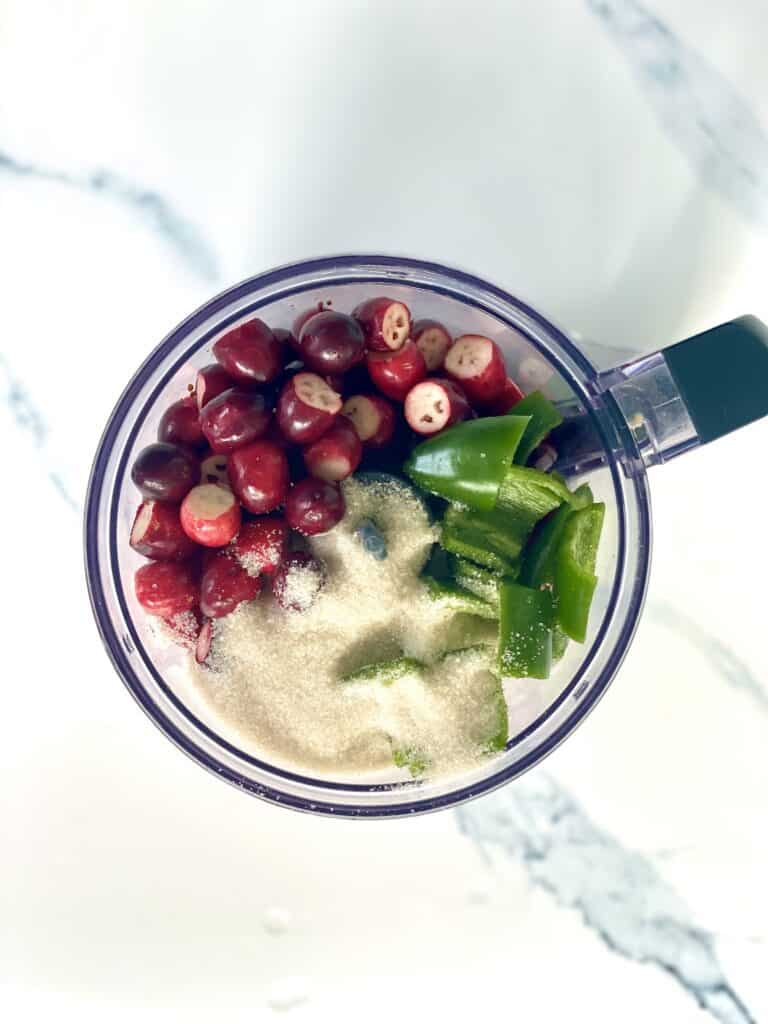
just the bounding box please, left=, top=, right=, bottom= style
left=2, top=1, right=767, bottom=1021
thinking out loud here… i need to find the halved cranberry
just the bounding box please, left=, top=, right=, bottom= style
left=199, top=451, right=231, bottom=488
left=158, top=396, right=205, bottom=448
left=135, top=561, right=198, bottom=618
left=180, top=484, right=241, bottom=547
left=276, top=373, right=342, bottom=444
left=285, top=478, right=345, bottom=535
left=444, top=335, right=507, bottom=406
left=272, top=551, right=326, bottom=612
left=162, top=608, right=202, bottom=650
left=298, top=311, right=365, bottom=375
left=303, top=418, right=362, bottom=482
left=352, top=296, right=411, bottom=352
left=200, top=550, right=262, bottom=618
left=130, top=500, right=197, bottom=560
left=195, top=618, right=214, bottom=664
left=366, top=340, right=426, bottom=402
left=341, top=394, right=396, bottom=447
left=234, top=518, right=289, bottom=575
left=228, top=440, right=290, bottom=514
left=404, top=378, right=471, bottom=435
left=131, top=442, right=200, bottom=502
left=412, top=319, right=453, bottom=371
left=196, top=363, right=235, bottom=410
left=200, top=387, right=271, bottom=453
left=213, top=318, right=284, bottom=383
left=484, top=376, right=525, bottom=414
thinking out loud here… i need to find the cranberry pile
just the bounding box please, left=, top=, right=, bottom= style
left=129, top=297, right=524, bottom=663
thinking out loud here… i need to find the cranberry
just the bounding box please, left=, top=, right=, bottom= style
left=276, top=373, right=342, bottom=444
left=131, top=442, right=200, bottom=502
left=158, top=396, right=205, bottom=448
left=272, top=327, right=299, bottom=352
left=135, top=561, right=198, bottom=618
left=196, top=363, right=235, bottom=410
left=341, top=393, right=396, bottom=447
left=212, top=318, right=284, bottom=383
left=195, top=618, right=214, bottom=664
left=180, top=484, right=242, bottom=547
left=352, top=296, right=411, bottom=351
left=200, top=387, right=271, bottom=453
left=228, top=440, right=290, bottom=514
left=272, top=551, right=327, bottom=612
left=404, top=378, right=471, bottom=435
left=199, top=451, right=231, bottom=488
left=444, top=335, right=507, bottom=406
left=200, top=550, right=262, bottom=618
left=412, top=319, right=453, bottom=371
left=292, top=302, right=329, bottom=338
left=366, top=340, right=426, bottom=402
left=303, top=418, right=362, bottom=482
left=298, top=311, right=365, bottom=374
left=130, top=500, right=198, bottom=560
left=234, top=518, right=289, bottom=575
left=286, top=477, right=344, bottom=535
left=484, top=376, right=525, bottom=415
left=162, top=608, right=203, bottom=650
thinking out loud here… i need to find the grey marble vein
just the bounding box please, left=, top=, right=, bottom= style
left=0, top=352, right=80, bottom=511
left=647, top=600, right=768, bottom=713
left=587, top=0, right=768, bottom=226
left=0, top=149, right=218, bottom=280
left=457, top=774, right=755, bottom=1024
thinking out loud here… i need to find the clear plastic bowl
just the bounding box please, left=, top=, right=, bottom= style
left=84, top=255, right=651, bottom=817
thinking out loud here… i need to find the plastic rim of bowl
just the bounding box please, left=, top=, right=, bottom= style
left=84, top=254, right=651, bottom=818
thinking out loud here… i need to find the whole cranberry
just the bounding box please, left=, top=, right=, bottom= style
left=200, top=387, right=271, bottom=453
left=158, top=396, right=205, bottom=447
left=298, top=311, right=365, bottom=375
left=213, top=318, right=284, bottom=383
left=228, top=440, right=290, bottom=514
left=286, top=477, right=345, bottom=535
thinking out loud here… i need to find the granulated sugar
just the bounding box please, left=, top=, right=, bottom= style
left=179, top=476, right=506, bottom=779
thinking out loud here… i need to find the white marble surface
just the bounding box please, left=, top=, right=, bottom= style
left=2, top=1, right=768, bottom=1021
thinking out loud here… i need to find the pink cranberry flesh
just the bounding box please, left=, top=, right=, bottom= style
left=234, top=518, right=289, bottom=575
left=199, top=451, right=231, bottom=488
left=200, top=387, right=271, bottom=453
left=404, top=378, right=471, bottom=435
left=272, top=551, right=327, bottom=612
left=200, top=550, right=262, bottom=618
left=412, top=319, right=453, bottom=372
left=298, top=311, right=365, bottom=375
left=444, top=335, right=507, bottom=406
left=286, top=477, right=345, bottom=536
left=135, top=561, right=198, bottom=618
left=341, top=393, right=396, bottom=447
left=366, top=340, right=427, bottom=402
left=276, top=372, right=342, bottom=444
left=303, top=418, right=362, bottom=482
left=352, top=296, right=411, bottom=352
left=158, top=396, right=205, bottom=448
left=227, top=440, right=290, bottom=514
left=196, top=363, right=235, bottom=410
left=131, top=442, right=200, bottom=502
left=212, top=318, right=284, bottom=384
left=484, top=376, right=525, bottom=415
left=180, top=484, right=241, bottom=547
left=130, top=500, right=198, bottom=560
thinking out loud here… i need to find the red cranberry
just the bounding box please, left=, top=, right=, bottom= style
left=286, top=477, right=345, bottom=535
left=180, top=484, right=241, bottom=547
left=130, top=500, right=198, bottom=561
left=135, top=561, right=198, bottom=618
left=158, top=396, right=205, bottom=448
left=272, top=551, right=327, bottom=612
left=233, top=518, right=289, bottom=575
left=162, top=608, right=202, bottom=650
left=212, top=318, right=284, bottom=383
left=484, top=376, right=525, bottom=414
left=412, top=319, right=453, bottom=371
left=199, top=451, right=231, bottom=488
left=303, top=418, right=362, bottom=482
left=200, top=550, right=262, bottom=618
left=276, top=373, right=342, bottom=444
left=404, top=378, right=471, bottom=435
left=352, top=296, right=411, bottom=351
left=131, top=442, right=200, bottom=502
left=196, top=363, right=235, bottom=410
left=200, top=387, right=271, bottom=453
left=227, top=440, right=290, bottom=514
left=341, top=394, right=396, bottom=447
left=366, top=340, right=426, bottom=401
left=444, top=335, right=507, bottom=406
left=298, top=311, right=365, bottom=375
